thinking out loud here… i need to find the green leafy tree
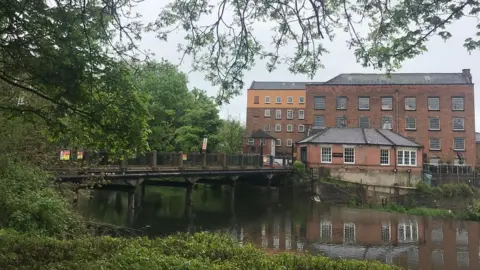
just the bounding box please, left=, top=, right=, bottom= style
left=133, top=61, right=192, bottom=152
left=175, top=89, right=222, bottom=152
left=216, top=118, right=245, bottom=154
left=151, top=0, right=480, bottom=102
left=0, top=1, right=150, bottom=156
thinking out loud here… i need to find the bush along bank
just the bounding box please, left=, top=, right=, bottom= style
left=349, top=183, right=480, bottom=221
left=0, top=230, right=401, bottom=270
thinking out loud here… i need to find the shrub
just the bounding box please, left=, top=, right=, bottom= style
left=292, top=160, right=306, bottom=174
left=0, top=231, right=400, bottom=270
left=0, top=155, right=85, bottom=237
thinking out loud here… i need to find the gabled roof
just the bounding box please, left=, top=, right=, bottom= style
left=314, top=73, right=471, bottom=85
left=249, top=81, right=323, bottom=90
left=248, top=129, right=275, bottom=139
left=298, top=128, right=422, bottom=148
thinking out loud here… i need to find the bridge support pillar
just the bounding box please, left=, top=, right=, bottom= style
left=185, top=176, right=200, bottom=184
left=127, top=190, right=135, bottom=209
left=150, top=150, right=157, bottom=168
left=230, top=175, right=239, bottom=185
left=266, top=173, right=274, bottom=188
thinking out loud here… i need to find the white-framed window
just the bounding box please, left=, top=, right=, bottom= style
left=429, top=157, right=441, bottom=165
left=275, top=109, right=281, bottom=119
left=320, top=221, right=332, bottom=241
left=359, top=116, right=370, bottom=128
left=287, top=110, right=293, bottom=119
left=336, top=116, right=347, bottom=128
left=428, top=97, right=440, bottom=110
left=263, top=124, right=270, bottom=131
left=276, top=96, right=282, bottom=104
left=380, top=149, right=390, bottom=165
left=275, top=139, right=281, bottom=146
left=344, top=222, right=356, bottom=244
left=287, top=96, right=293, bottom=104
left=398, top=220, right=418, bottom=243
left=336, top=96, right=347, bottom=110
left=275, top=124, right=281, bottom=132
left=358, top=97, right=369, bottom=110
left=265, top=96, right=271, bottom=104
left=452, top=97, right=464, bottom=111
left=454, top=137, right=465, bottom=151
left=405, top=117, right=416, bottom=130
left=298, top=110, right=305, bottom=120
left=260, top=138, right=265, bottom=145
left=286, top=124, right=293, bottom=132
left=314, top=115, right=325, bottom=128
left=314, top=96, right=325, bottom=110
left=321, top=147, right=332, bottom=163
left=344, top=147, right=355, bottom=164
left=248, top=137, right=254, bottom=145
left=286, top=139, right=293, bottom=147
left=299, top=96, right=305, bottom=104
left=381, top=116, right=393, bottom=130
left=264, top=109, right=270, bottom=117
left=381, top=221, right=391, bottom=242
left=298, top=124, right=305, bottom=132
left=430, top=138, right=441, bottom=150
left=397, top=149, right=417, bottom=166
left=405, top=97, right=416, bottom=110
left=381, top=97, right=393, bottom=110
left=453, top=117, right=465, bottom=131
left=429, top=117, right=440, bottom=130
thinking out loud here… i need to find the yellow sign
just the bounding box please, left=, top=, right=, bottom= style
left=60, top=150, right=70, bottom=161
left=263, top=156, right=268, bottom=163
left=183, top=154, right=187, bottom=161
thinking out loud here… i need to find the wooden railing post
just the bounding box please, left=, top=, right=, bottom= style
left=178, top=152, right=184, bottom=168
left=240, top=154, right=244, bottom=168
left=150, top=150, right=157, bottom=168
left=119, top=158, right=127, bottom=171
left=222, top=153, right=227, bottom=168
left=202, top=152, right=207, bottom=168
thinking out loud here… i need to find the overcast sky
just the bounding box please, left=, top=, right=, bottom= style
left=134, top=1, right=480, bottom=130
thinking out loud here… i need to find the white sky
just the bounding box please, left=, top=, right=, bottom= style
left=134, top=0, right=480, bottom=130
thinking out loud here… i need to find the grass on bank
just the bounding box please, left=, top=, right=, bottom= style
left=0, top=230, right=401, bottom=270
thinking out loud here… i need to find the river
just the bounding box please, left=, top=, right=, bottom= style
left=77, top=183, right=479, bottom=270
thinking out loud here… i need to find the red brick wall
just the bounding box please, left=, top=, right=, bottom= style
left=242, top=137, right=274, bottom=156
left=305, top=84, right=475, bottom=165
left=297, top=143, right=423, bottom=173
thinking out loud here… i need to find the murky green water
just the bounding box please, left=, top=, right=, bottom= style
left=78, top=183, right=479, bottom=270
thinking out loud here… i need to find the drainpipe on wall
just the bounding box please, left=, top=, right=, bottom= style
left=395, top=89, right=399, bottom=133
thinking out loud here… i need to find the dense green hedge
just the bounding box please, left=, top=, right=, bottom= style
left=0, top=230, right=399, bottom=270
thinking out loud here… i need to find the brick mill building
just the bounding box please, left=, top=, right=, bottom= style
left=244, top=81, right=318, bottom=155
left=245, top=69, right=475, bottom=166
left=305, top=69, right=475, bottom=166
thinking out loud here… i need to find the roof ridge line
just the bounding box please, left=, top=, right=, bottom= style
left=375, top=129, right=395, bottom=145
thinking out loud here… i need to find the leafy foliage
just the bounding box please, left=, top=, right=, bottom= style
left=0, top=155, right=85, bottom=237
left=0, top=231, right=400, bottom=270
left=216, top=117, right=245, bottom=154
left=153, top=0, right=480, bottom=101
left=0, top=1, right=150, bottom=155
left=134, top=61, right=223, bottom=153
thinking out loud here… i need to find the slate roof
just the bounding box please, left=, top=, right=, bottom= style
left=316, top=73, right=471, bottom=85
left=249, top=81, right=323, bottom=90
left=476, top=132, right=480, bottom=143
left=298, top=128, right=422, bottom=147
left=248, top=129, right=275, bottom=139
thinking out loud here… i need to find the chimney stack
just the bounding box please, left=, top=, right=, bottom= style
left=462, top=69, right=472, bottom=83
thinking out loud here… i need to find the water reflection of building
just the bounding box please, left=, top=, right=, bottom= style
left=234, top=206, right=479, bottom=270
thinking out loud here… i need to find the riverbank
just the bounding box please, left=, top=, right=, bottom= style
left=0, top=230, right=400, bottom=270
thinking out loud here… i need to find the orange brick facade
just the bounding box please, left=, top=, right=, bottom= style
left=246, top=88, right=307, bottom=155
left=305, top=84, right=475, bottom=165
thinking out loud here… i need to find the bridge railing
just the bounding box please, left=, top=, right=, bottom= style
left=53, top=150, right=287, bottom=170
